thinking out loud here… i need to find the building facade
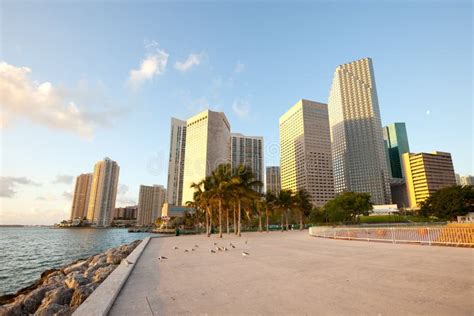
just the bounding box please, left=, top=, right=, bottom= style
left=460, top=175, right=474, bottom=186
left=231, top=133, right=264, bottom=191
left=328, top=57, right=391, bottom=204
left=113, top=205, right=138, bottom=220
left=266, top=166, right=281, bottom=195
left=383, top=122, right=410, bottom=179
left=86, top=158, right=120, bottom=227
left=70, top=173, right=92, bottom=220
left=402, top=151, right=457, bottom=209
left=279, top=99, right=334, bottom=206
left=136, top=185, right=166, bottom=226
left=166, top=118, right=187, bottom=206
left=182, top=110, right=231, bottom=204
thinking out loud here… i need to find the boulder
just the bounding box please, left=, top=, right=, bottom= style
left=62, top=260, right=88, bottom=275
left=0, top=301, right=23, bottom=316
left=106, top=252, right=122, bottom=265
left=92, top=265, right=116, bottom=283
left=89, top=254, right=106, bottom=267
left=64, top=272, right=88, bottom=290
left=22, top=285, right=55, bottom=314
left=41, top=286, right=73, bottom=307
left=34, top=303, right=71, bottom=316
left=69, top=283, right=98, bottom=307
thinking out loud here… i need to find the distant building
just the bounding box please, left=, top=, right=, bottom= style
left=459, top=175, right=474, bottom=186
left=328, top=58, right=391, bottom=204
left=137, top=185, right=166, bottom=226
left=402, top=151, right=457, bottom=209
left=280, top=99, right=334, bottom=206
left=457, top=212, right=474, bottom=223
left=371, top=204, right=399, bottom=216
left=70, top=173, right=93, bottom=220
left=390, top=178, right=409, bottom=209
left=231, top=133, right=264, bottom=191
left=166, top=118, right=187, bottom=206
left=383, top=122, right=410, bottom=179
left=87, top=158, right=120, bottom=227
left=161, top=203, right=193, bottom=218
left=114, top=205, right=138, bottom=220
left=455, top=173, right=462, bottom=185
left=266, top=166, right=281, bottom=195
left=182, top=110, right=231, bottom=205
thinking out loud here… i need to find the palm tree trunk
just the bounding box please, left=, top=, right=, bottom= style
left=226, top=208, right=230, bottom=234
left=285, top=209, right=289, bottom=231
left=266, top=207, right=269, bottom=233
left=208, top=208, right=213, bottom=237
left=281, top=210, right=284, bottom=232
left=218, top=199, right=223, bottom=238
left=233, top=205, right=237, bottom=235
left=238, top=200, right=242, bottom=237
left=205, top=209, right=209, bottom=236
left=300, top=211, right=303, bottom=230
left=258, top=208, right=262, bottom=232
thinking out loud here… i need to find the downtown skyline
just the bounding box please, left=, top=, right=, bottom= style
left=1, top=2, right=472, bottom=225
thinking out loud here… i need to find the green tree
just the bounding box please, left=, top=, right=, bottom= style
left=323, top=192, right=373, bottom=223
left=419, top=185, right=474, bottom=220
left=294, top=189, right=312, bottom=230
left=275, top=190, right=293, bottom=231
left=264, top=192, right=277, bottom=232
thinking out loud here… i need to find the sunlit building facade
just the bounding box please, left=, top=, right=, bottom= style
left=279, top=99, right=334, bottom=206
left=166, top=118, right=187, bottom=206
left=87, top=157, right=120, bottom=227
left=328, top=57, right=391, bottom=204
left=266, top=166, right=281, bottom=195
left=231, top=133, right=264, bottom=192
left=136, top=185, right=166, bottom=226
left=70, top=173, right=93, bottom=220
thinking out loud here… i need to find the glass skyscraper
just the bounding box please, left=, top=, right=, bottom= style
left=383, top=122, right=410, bottom=179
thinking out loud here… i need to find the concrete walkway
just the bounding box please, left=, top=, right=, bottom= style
left=109, top=230, right=473, bottom=315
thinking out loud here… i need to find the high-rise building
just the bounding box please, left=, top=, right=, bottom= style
left=459, top=175, right=474, bottom=186
left=455, top=173, right=462, bottom=185
left=166, top=118, right=187, bottom=206
left=266, top=166, right=281, bottom=195
left=231, top=133, right=264, bottom=191
left=113, top=205, right=138, bottom=220
left=136, top=185, right=166, bottom=226
left=279, top=99, right=334, bottom=206
left=402, top=151, right=456, bottom=209
left=87, top=157, right=120, bottom=227
left=383, top=123, right=410, bottom=179
left=70, top=173, right=93, bottom=220
left=328, top=57, right=391, bottom=204
left=182, top=110, right=231, bottom=204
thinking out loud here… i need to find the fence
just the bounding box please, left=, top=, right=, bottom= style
left=309, top=225, right=474, bottom=247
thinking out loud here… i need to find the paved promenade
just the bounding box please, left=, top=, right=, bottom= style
left=109, top=230, right=473, bottom=315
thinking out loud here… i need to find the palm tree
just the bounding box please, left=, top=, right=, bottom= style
left=275, top=190, right=293, bottom=232
left=264, top=192, right=276, bottom=232
left=209, top=164, right=233, bottom=238
left=190, top=177, right=213, bottom=237
left=294, top=189, right=312, bottom=230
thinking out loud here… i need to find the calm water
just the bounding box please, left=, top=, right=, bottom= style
left=0, top=227, right=153, bottom=295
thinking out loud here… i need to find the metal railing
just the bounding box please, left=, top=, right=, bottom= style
left=309, top=225, right=474, bottom=247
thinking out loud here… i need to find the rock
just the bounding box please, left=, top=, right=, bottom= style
left=41, top=286, right=73, bottom=307
left=40, top=269, right=59, bottom=279
left=106, top=252, right=122, bottom=265
left=69, top=283, right=98, bottom=307
left=0, top=301, right=23, bottom=316
left=64, top=272, right=88, bottom=290
left=22, top=285, right=55, bottom=314
left=34, top=303, right=70, bottom=316
left=62, top=260, right=88, bottom=275
left=89, top=254, right=106, bottom=267
left=92, top=265, right=116, bottom=283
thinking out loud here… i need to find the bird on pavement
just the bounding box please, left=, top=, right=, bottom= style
left=230, top=243, right=236, bottom=248
left=123, top=259, right=133, bottom=266
left=242, top=252, right=250, bottom=257
left=245, top=239, right=248, bottom=245
left=184, top=249, right=189, bottom=253
left=194, top=245, right=199, bottom=248
left=210, top=249, right=216, bottom=253
left=173, top=246, right=178, bottom=250
left=158, top=256, right=168, bottom=261
left=223, top=247, right=228, bottom=251
left=191, top=248, right=196, bottom=251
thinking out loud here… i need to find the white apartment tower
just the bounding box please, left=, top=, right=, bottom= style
left=265, top=166, right=281, bottom=195
left=166, top=118, right=187, bottom=206
left=70, top=173, right=93, bottom=220
left=231, top=133, right=264, bottom=191
left=279, top=99, right=335, bottom=207
left=182, top=110, right=231, bottom=204
left=137, top=185, right=166, bottom=226
left=328, top=58, right=391, bottom=204
left=87, top=157, right=120, bottom=227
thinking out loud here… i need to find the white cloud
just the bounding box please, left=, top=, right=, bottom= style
left=62, top=191, right=72, bottom=200
left=116, top=184, right=136, bottom=206
left=128, top=41, right=169, bottom=90
left=232, top=99, right=250, bottom=118
left=0, top=61, right=123, bottom=138
left=174, top=53, right=204, bottom=72
left=53, top=174, right=74, bottom=185
left=234, top=61, right=245, bottom=74
left=0, top=176, right=41, bottom=198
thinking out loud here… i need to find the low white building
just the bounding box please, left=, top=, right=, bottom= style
left=370, top=204, right=399, bottom=216
left=457, top=212, right=474, bottom=223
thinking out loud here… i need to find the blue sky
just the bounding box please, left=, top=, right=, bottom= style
left=1, top=1, right=472, bottom=224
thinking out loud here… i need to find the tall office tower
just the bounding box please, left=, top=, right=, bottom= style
left=182, top=110, right=231, bottom=204
left=279, top=99, right=335, bottom=207
left=166, top=118, right=187, bottom=206
left=266, top=166, right=281, bottom=195
left=70, top=173, right=93, bottom=220
left=231, top=133, right=264, bottom=191
left=460, top=175, right=474, bottom=186
left=402, top=151, right=456, bottom=209
left=136, top=185, right=166, bottom=226
left=328, top=58, right=391, bottom=204
left=383, top=122, right=410, bottom=179
left=455, top=173, right=462, bottom=185
left=87, top=157, right=120, bottom=227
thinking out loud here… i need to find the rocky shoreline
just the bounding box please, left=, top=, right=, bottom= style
left=0, top=240, right=142, bottom=316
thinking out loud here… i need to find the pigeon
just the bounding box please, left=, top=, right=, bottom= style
left=230, top=243, right=236, bottom=248
left=123, top=259, right=133, bottom=266
left=242, top=252, right=250, bottom=257
left=213, top=242, right=218, bottom=246
left=194, top=245, right=199, bottom=248
left=173, top=246, right=178, bottom=250
left=245, top=239, right=248, bottom=245
left=191, top=248, right=196, bottom=251
left=215, top=246, right=221, bottom=251
left=210, top=249, right=216, bottom=253
left=158, top=256, right=168, bottom=261
left=223, top=247, right=228, bottom=251
left=184, top=249, right=189, bottom=253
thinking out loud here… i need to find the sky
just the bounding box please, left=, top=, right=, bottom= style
left=0, top=1, right=472, bottom=225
